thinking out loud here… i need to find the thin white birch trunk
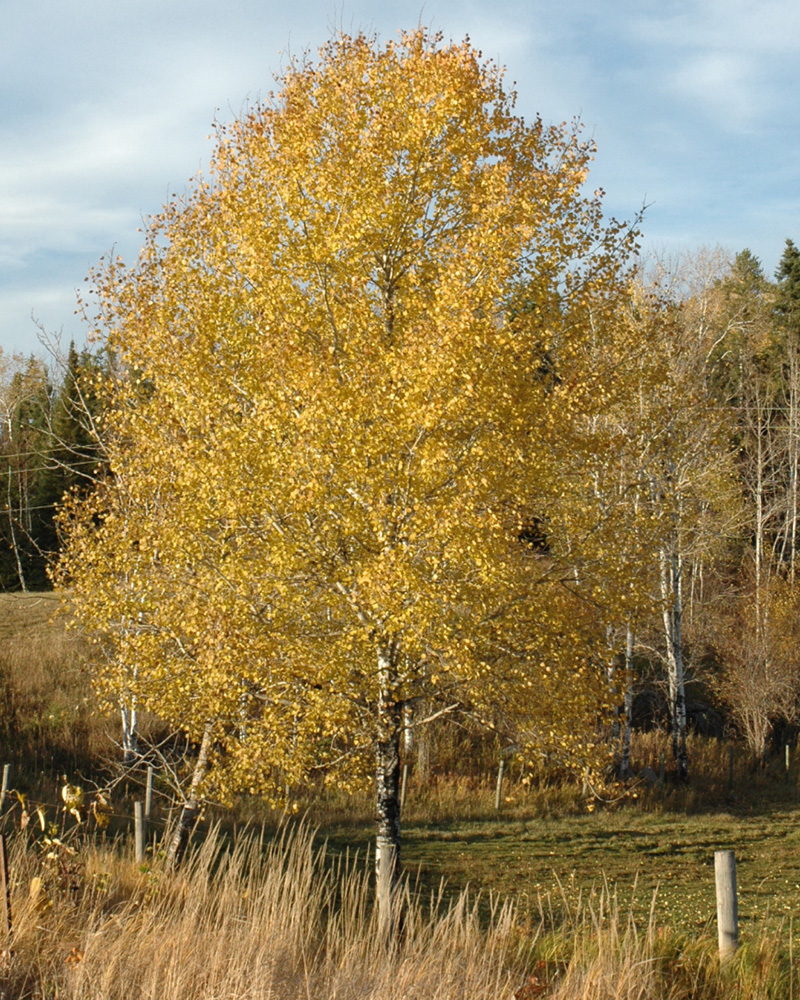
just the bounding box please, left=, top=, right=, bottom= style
left=619, top=625, right=634, bottom=778
left=6, top=465, right=25, bottom=592
left=755, top=419, right=764, bottom=608
left=121, top=700, right=138, bottom=765
left=166, top=720, right=215, bottom=871
left=401, top=700, right=414, bottom=810
left=661, top=540, right=688, bottom=781
left=788, top=343, right=799, bottom=584
left=375, top=642, right=402, bottom=939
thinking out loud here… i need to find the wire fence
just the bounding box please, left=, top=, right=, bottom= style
left=0, top=763, right=177, bottom=840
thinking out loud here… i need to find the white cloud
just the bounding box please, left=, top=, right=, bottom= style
left=632, top=0, right=800, bottom=54
left=669, top=51, right=760, bottom=126
left=624, top=0, right=800, bottom=128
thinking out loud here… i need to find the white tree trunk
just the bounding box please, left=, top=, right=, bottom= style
left=787, top=342, right=799, bottom=583
left=166, top=720, right=215, bottom=870
left=661, top=540, right=688, bottom=781
left=375, top=642, right=402, bottom=939
left=5, top=464, right=26, bottom=592
left=120, top=700, right=138, bottom=765
left=619, top=625, right=634, bottom=778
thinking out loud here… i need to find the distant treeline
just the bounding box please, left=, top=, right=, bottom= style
left=0, top=341, right=107, bottom=590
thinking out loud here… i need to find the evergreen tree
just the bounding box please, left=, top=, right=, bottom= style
left=0, top=346, right=107, bottom=590
left=776, top=239, right=800, bottom=321
left=0, top=356, right=54, bottom=589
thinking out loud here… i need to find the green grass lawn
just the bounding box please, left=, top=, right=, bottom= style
left=316, top=786, right=800, bottom=946
left=399, top=805, right=800, bottom=939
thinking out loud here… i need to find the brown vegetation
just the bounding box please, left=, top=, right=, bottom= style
left=0, top=820, right=795, bottom=1000
left=1, top=594, right=800, bottom=997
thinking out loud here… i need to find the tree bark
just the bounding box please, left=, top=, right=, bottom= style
left=120, top=699, right=138, bottom=766
left=6, top=466, right=26, bottom=592
left=787, top=341, right=799, bottom=584
left=166, top=720, right=214, bottom=871
left=375, top=643, right=402, bottom=938
left=401, top=700, right=414, bottom=810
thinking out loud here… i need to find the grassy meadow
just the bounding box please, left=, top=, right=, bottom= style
left=2, top=592, right=800, bottom=998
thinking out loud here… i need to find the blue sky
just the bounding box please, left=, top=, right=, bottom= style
left=2, top=0, right=799, bottom=354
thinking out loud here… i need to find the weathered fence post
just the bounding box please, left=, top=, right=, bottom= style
left=495, top=756, right=506, bottom=812
left=0, top=765, right=10, bottom=814
left=134, top=801, right=146, bottom=864
left=714, top=849, right=738, bottom=960
left=400, top=762, right=410, bottom=811
left=0, top=834, right=11, bottom=940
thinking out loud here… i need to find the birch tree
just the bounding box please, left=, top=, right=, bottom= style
left=58, top=29, right=642, bottom=923
left=706, top=246, right=800, bottom=756
left=632, top=262, right=739, bottom=780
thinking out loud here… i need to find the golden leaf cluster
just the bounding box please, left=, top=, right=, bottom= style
left=58, top=29, right=671, bottom=797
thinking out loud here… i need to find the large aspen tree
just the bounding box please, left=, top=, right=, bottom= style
left=58, top=30, right=640, bottom=924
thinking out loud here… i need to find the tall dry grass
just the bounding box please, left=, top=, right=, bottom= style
left=530, top=879, right=793, bottom=1000
left=0, top=822, right=794, bottom=1000
left=0, top=631, right=103, bottom=775
left=0, top=600, right=162, bottom=793
left=2, top=823, right=526, bottom=1000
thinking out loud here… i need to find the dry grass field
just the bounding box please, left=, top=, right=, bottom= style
left=0, top=592, right=105, bottom=782
left=1, top=592, right=798, bottom=998
left=0, top=817, right=794, bottom=1000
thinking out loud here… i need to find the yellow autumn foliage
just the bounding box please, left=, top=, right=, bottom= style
left=57, top=29, right=659, bottom=821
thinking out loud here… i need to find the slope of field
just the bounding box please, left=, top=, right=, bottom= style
left=0, top=590, right=106, bottom=779
left=0, top=591, right=62, bottom=641
left=402, top=806, right=800, bottom=940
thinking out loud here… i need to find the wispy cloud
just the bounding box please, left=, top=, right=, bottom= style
left=625, top=0, right=800, bottom=129
left=1, top=0, right=798, bottom=351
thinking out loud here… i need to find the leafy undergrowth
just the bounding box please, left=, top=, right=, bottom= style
left=0, top=822, right=795, bottom=1000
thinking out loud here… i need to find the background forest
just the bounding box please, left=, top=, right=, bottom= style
left=4, top=241, right=800, bottom=1000
left=0, top=342, right=104, bottom=591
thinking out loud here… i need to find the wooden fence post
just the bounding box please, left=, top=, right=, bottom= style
left=400, top=762, right=410, bottom=811
left=495, top=756, right=506, bottom=812
left=134, top=801, right=146, bottom=864
left=715, top=849, right=738, bottom=960
left=0, top=834, right=11, bottom=941
left=786, top=744, right=791, bottom=777
left=0, top=765, right=9, bottom=814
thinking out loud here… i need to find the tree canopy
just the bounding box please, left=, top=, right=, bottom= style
left=58, top=28, right=666, bottom=907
